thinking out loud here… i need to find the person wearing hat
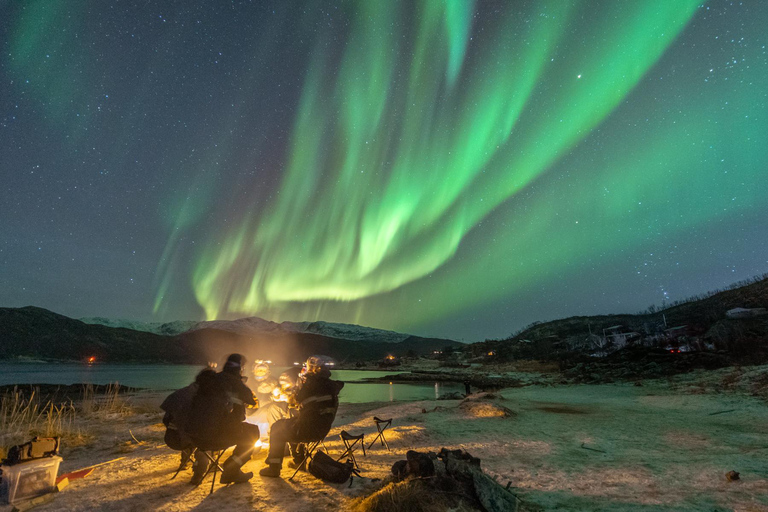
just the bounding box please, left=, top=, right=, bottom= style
left=186, top=353, right=260, bottom=484
left=260, top=356, right=344, bottom=478
left=248, top=360, right=290, bottom=441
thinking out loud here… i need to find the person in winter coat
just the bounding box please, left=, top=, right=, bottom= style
left=248, top=361, right=290, bottom=441
left=185, top=353, right=260, bottom=484
left=160, top=366, right=216, bottom=477
left=259, top=356, right=344, bottom=478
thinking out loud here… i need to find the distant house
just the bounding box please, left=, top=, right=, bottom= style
left=726, top=307, right=768, bottom=319
left=664, top=325, right=693, bottom=340
left=601, top=325, right=641, bottom=349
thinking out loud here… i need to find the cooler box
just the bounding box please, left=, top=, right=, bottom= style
left=0, top=456, right=62, bottom=505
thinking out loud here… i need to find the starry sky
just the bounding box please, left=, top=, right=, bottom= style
left=2, top=0, right=767, bottom=342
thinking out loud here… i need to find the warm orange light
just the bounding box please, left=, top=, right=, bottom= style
left=87, top=356, right=96, bottom=364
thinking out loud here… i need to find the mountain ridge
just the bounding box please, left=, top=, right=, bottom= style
left=2, top=306, right=459, bottom=364
left=80, top=315, right=419, bottom=344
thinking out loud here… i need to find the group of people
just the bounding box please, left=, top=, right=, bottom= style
left=161, top=353, right=344, bottom=485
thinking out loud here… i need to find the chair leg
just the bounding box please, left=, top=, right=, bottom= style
left=367, top=432, right=381, bottom=450
left=172, top=448, right=195, bottom=479
left=380, top=432, right=390, bottom=451
left=210, top=457, right=217, bottom=495
left=288, top=440, right=321, bottom=481
left=195, top=450, right=226, bottom=494
left=338, top=436, right=366, bottom=469
left=367, top=429, right=391, bottom=451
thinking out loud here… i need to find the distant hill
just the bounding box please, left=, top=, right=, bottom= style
left=2, top=307, right=460, bottom=364
left=470, top=274, right=768, bottom=363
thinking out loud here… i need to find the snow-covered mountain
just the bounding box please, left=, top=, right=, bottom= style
left=280, top=321, right=409, bottom=343
left=81, top=315, right=418, bottom=343
left=191, top=317, right=411, bottom=343
left=79, top=317, right=198, bottom=336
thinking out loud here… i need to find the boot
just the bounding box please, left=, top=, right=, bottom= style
left=259, top=463, right=281, bottom=478
left=220, top=458, right=253, bottom=485
left=190, top=454, right=210, bottom=486
left=287, top=458, right=306, bottom=471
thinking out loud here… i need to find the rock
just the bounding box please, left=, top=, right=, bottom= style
left=391, top=460, right=409, bottom=481
left=726, top=470, right=740, bottom=482
left=406, top=450, right=435, bottom=477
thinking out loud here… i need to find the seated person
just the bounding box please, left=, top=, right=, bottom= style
left=247, top=361, right=290, bottom=440
left=260, top=356, right=344, bottom=478
left=186, top=353, right=260, bottom=484
left=160, top=365, right=215, bottom=478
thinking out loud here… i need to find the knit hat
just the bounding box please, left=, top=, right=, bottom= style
left=223, top=353, right=247, bottom=374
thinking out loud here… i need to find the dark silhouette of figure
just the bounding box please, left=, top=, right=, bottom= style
left=186, top=354, right=260, bottom=484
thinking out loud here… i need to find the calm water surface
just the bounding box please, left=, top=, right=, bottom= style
left=0, top=363, right=464, bottom=403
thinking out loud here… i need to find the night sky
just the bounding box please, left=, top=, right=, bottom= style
left=2, top=1, right=767, bottom=341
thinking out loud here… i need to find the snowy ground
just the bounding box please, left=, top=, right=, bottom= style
left=22, top=377, right=768, bottom=511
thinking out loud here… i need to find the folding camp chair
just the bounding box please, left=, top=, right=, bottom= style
left=191, top=440, right=232, bottom=494
left=337, top=430, right=365, bottom=469
left=171, top=447, right=195, bottom=479
left=367, top=417, right=392, bottom=451
left=288, top=437, right=326, bottom=481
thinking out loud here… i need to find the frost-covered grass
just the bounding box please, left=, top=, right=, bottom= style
left=24, top=379, right=768, bottom=512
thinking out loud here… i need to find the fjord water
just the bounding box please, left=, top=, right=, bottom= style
left=0, top=363, right=464, bottom=403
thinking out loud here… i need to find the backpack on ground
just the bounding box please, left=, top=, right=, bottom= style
left=308, top=450, right=359, bottom=484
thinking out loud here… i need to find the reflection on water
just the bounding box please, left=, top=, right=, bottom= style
left=0, top=363, right=465, bottom=403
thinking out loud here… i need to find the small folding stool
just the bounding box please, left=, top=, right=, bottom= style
left=337, top=430, right=365, bottom=469
left=367, top=416, right=392, bottom=451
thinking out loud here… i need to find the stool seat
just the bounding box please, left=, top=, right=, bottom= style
left=340, top=430, right=364, bottom=441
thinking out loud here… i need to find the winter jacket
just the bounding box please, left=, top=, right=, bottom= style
left=293, top=368, right=344, bottom=440
left=185, top=370, right=256, bottom=443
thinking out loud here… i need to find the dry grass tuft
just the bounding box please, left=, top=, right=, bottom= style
left=80, top=383, right=132, bottom=418
left=354, top=477, right=480, bottom=512
left=0, top=387, right=90, bottom=458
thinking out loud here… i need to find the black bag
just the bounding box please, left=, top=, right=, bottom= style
left=308, top=451, right=358, bottom=484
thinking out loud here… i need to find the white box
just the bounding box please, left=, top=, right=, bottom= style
left=0, top=456, right=62, bottom=505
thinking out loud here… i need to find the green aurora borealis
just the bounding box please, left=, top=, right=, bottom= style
left=189, top=1, right=765, bottom=329
left=3, top=1, right=767, bottom=339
